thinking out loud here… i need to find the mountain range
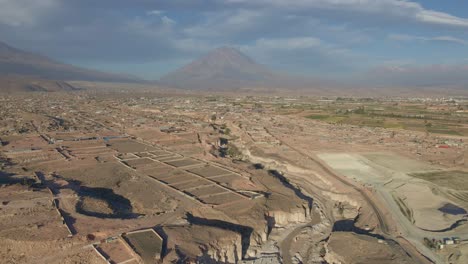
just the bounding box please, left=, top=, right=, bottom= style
left=1, top=41, right=466, bottom=95
left=0, top=42, right=311, bottom=92
left=0, top=41, right=141, bottom=91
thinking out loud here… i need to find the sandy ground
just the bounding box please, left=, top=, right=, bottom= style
left=326, top=232, right=414, bottom=264
left=318, top=152, right=467, bottom=231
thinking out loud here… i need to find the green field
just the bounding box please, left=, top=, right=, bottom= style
left=124, top=230, right=163, bottom=262
left=301, top=100, right=468, bottom=136
left=410, top=171, right=468, bottom=191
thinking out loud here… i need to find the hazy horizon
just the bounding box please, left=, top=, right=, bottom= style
left=1, top=1, right=468, bottom=87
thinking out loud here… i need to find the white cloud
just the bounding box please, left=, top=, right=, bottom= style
left=250, top=37, right=322, bottom=50
left=161, top=16, right=176, bottom=26
left=174, top=38, right=215, bottom=54
left=224, top=9, right=261, bottom=26
left=123, top=13, right=177, bottom=38
left=431, top=36, right=467, bottom=45
left=243, top=36, right=356, bottom=58
left=240, top=36, right=363, bottom=74
left=184, top=9, right=263, bottom=38
left=147, top=10, right=164, bottom=16
left=224, top=0, right=468, bottom=28
left=0, top=0, right=59, bottom=27
left=144, top=9, right=176, bottom=26
left=388, top=34, right=467, bottom=45
left=416, top=10, right=468, bottom=27
left=1, top=0, right=466, bottom=80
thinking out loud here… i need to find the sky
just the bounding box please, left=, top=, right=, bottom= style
left=1, top=0, right=467, bottom=86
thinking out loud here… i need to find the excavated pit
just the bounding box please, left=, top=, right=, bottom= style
left=75, top=186, right=139, bottom=219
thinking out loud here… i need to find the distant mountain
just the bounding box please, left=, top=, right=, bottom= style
left=0, top=41, right=141, bottom=84
left=368, top=64, right=468, bottom=89
left=0, top=75, right=82, bottom=93
left=159, top=47, right=291, bottom=90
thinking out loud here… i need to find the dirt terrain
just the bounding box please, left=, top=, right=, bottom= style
left=1, top=92, right=467, bottom=263
left=326, top=232, right=413, bottom=264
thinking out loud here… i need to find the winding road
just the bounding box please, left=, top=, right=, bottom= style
left=263, top=125, right=434, bottom=264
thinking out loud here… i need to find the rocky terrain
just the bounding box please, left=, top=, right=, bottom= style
left=1, top=92, right=467, bottom=263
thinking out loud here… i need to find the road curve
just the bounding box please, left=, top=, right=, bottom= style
left=271, top=135, right=434, bottom=264
left=274, top=136, right=389, bottom=233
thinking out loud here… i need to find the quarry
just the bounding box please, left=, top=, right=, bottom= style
left=1, top=2, right=468, bottom=262
left=0, top=92, right=467, bottom=264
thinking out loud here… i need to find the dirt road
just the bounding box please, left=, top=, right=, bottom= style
left=267, top=130, right=434, bottom=264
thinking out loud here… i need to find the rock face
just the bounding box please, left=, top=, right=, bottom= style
left=163, top=224, right=243, bottom=263
left=267, top=206, right=309, bottom=228
left=198, top=235, right=242, bottom=263
left=324, top=246, right=346, bottom=264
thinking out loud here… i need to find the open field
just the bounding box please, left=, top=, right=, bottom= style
left=188, top=165, right=234, bottom=177
left=362, top=153, right=439, bottom=173
left=327, top=232, right=413, bottom=264
left=411, top=170, right=468, bottom=191
left=302, top=100, right=468, bottom=136
left=97, top=239, right=136, bottom=264
left=0, top=185, right=70, bottom=241
left=319, top=151, right=468, bottom=233
left=107, top=140, right=157, bottom=153
left=123, top=229, right=163, bottom=263
left=122, top=157, right=157, bottom=170
left=165, top=158, right=204, bottom=168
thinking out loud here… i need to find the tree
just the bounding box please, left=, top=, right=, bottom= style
left=227, top=144, right=242, bottom=159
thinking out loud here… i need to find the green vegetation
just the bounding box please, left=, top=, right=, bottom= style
left=423, top=237, right=437, bottom=249
left=306, top=114, right=329, bottom=120
left=226, top=143, right=242, bottom=160
left=210, top=114, right=217, bottom=122
left=383, top=122, right=404, bottom=129
left=427, top=126, right=461, bottom=136
left=124, top=231, right=162, bottom=262
left=411, top=171, right=468, bottom=191
left=301, top=100, right=468, bottom=136
left=306, top=114, right=347, bottom=123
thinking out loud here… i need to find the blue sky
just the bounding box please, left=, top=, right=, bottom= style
left=1, top=0, right=467, bottom=85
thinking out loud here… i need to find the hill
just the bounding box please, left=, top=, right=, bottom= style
left=0, top=75, right=82, bottom=93
left=0, top=41, right=141, bottom=84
